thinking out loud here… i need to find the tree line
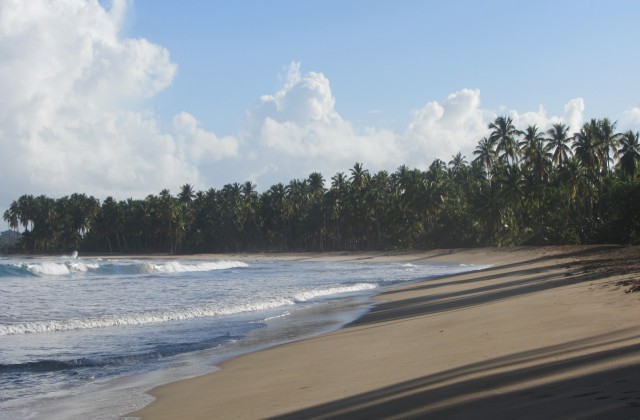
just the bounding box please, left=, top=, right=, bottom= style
left=3, top=116, right=640, bottom=254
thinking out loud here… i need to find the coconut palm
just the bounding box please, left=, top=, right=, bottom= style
left=307, top=172, right=326, bottom=251
left=178, top=183, right=196, bottom=203
left=573, top=121, right=603, bottom=179
left=261, top=183, right=291, bottom=250
left=497, top=164, right=526, bottom=216
left=546, top=123, right=572, bottom=168
left=520, top=125, right=552, bottom=183
left=3, top=201, right=20, bottom=234
left=473, top=137, right=496, bottom=179
left=489, top=116, right=522, bottom=165
left=448, top=152, right=468, bottom=182
left=596, top=118, right=622, bottom=173
left=157, top=189, right=178, bottom=253
left=349, top=162, right=369, bottom=191
left=307, top=172, right=325, bottom=195
left=618, top=130, right=640, bottom=179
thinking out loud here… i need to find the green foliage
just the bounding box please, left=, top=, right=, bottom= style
left=3, top=118, right=640, bottom=253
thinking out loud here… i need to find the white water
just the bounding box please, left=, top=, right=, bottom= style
left=0, top=256, right=489, bottom=419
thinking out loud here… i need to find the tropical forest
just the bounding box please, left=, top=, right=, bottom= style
left=3, top=117, right=640, bottom=254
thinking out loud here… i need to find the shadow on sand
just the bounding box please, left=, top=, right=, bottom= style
left=272, top=246, right=640, bottom=419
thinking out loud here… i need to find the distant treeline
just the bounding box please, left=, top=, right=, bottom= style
left=3, top=117, right=640, bottom=254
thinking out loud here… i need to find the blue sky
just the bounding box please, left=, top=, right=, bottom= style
left=1, top=0, right=639, bottom=212
left=127, top=0, right=640, bottom=134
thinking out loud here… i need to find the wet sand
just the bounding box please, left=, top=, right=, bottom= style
left=131, top=246, right=640, bottom=419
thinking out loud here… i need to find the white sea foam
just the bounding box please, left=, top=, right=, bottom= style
left=24, top=260, right=247, bottom=276
left=262, top=311, right=291, bottom=321
left=27, top=262, right=72, bottom=276
left=0, top=297, right=294, bottom=336
left=143, top=260, right=248, bottom=273
left=293, top=283, right=377, bottom=302
left=26, top=261, right=101, bottom=275
left=68, top=262, right=100, bottom=272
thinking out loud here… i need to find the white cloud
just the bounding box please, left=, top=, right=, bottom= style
left=3, top=0, right=631, bottom=213
left=240, top=64, right=595, bottom=186
left=0, top=0, right=236, bottom=209
left=244, top=62, right=403, bottom=182
left=404, top=89, right=491, bottom=167
left=494, top=98, right=585, bottom=138
left=172, top=112, right=239, bottom=162
left=563, top=98, right=585, bottom=132
left=620, top=107, right=640, bottom=132
left=258, top=62, right=336, bottom=123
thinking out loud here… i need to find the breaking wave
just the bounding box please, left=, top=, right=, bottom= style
left=0, top=282, right=382, bottom=336
left=0, top=297, right=293, bottom=336
left=293, top=283, right=377, bottom=302
left=0, top=259, right=248, bottom=277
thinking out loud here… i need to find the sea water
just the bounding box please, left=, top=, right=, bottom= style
left=0, top=254, right=488, bottom=419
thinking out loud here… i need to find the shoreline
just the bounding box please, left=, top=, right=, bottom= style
left=130, top=245, right=640, bottom=419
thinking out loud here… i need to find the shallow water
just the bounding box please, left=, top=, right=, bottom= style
left=0, top=256, right=488, bottom=419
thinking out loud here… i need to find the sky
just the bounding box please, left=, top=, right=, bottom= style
left=1, top=0, right=640, bottom=215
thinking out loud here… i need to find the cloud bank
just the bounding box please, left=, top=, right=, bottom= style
left=1, top=0, right=638, bottom=213
left=244, top=63, right=593, bottom=182
left=0, top=0, right=238, bottom=206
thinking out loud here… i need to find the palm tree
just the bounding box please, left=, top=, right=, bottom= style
left=331, top=172, right=348, bottom=190
left=495, top=163, right=526, bottom=243
left=473, top=137, right=496, bottom=179
left=520, top=125, right=552, bottom=183
left=16, top=194, right=36, bottom=232
left=286, top=179, right=312, bottom=250
left=261, top=183, right=291, bottom=250
left=349, top=162, right=370, bottom=191
left=3, top=202, right=20, bottom=248
left=557, top=157, right=592, bottom=239
left=220, top=183, right=248, bottom=251
left=596, top=118, right=622, bottom=173
left=489, top=116, right=522, bottom=165
left=347, top=163, right=373, bottom=248
left=573, top=121, right=602, bottom=179
left=448, top=152, right=468, bottom=182
left=546, top=123, right=572, bottom=168
left=158, top=189, right=178, bottom=253
left=618, top=130, right=640, bottom=179
left=425, top=159, right=448, bottom=229
left=328, top=172, right=350, bottom=249
left=3, top=201, right=20, bottom=234
left=307, top=172, right=326, bottom=251
left=308, top=172, right=325, bottom=194
left=368, top=170, right=394, bottom=249
left=178, top=183, right=196, bottom=203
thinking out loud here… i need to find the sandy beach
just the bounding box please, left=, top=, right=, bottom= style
left=130, top=246, right=640, bottom=419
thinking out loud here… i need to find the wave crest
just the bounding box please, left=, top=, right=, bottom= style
left=143, top=260, right=248, bottom=273
left=0, top=297, right=293, bottom=336
left=0, top=259, right=248, bottom=277
left=294, top=283, right=377, bottom=302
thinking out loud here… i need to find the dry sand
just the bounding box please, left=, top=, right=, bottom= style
left=130, top=246, right=640, bottom=419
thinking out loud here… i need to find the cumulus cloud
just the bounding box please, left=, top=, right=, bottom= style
left=620, top=107, right=640, bottom=132
left=244, top=62, right=402, bottom=181
left=0, top=0, right=236, bottom=208
left=499, top=98, right=585, bottom=137
left=172, top=112, right=239, bottom=162
left=244, top=67, right=589, bottom=185
left=4, top=0, right=627, bottom=213
left=403, top=89, right=491, bottom=167
left=562, top=98, right=585, bottom=132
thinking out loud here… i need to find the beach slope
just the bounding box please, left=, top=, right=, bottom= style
left=131, top=246, right=640, bottom=419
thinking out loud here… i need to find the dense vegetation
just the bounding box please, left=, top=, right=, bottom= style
left=3, top=117, right=640, bottom=254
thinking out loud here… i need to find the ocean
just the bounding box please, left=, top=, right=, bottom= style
left=0, top=254, right=488, bottom=419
